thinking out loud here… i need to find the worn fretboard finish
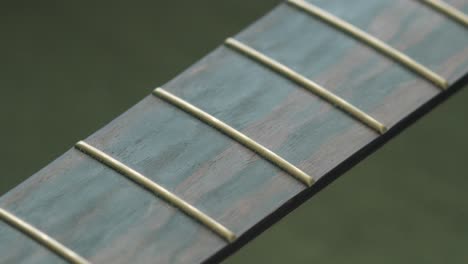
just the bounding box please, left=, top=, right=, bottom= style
left=0, top=0, right=467, bottom=263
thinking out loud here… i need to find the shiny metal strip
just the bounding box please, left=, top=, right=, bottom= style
left=420, top=0, right=468, bottom=27
left=153, top=88, right=315, bottom=187
left=225, top=38, right=387, bottom=134
left=287, top=0, right=449, bottom=90
left=0, top=208, right=91, bottom=264
left=74, top=141, right=236, bottom=243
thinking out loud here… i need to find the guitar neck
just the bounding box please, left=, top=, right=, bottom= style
left=1, top=0, right=467, bottom=263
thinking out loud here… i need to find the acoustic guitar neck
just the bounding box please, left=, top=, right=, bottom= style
left=1, top=0, right=467, bottom=263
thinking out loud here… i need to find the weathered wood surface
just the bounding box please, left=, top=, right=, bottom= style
left=1, top=0, right=467, bottom=263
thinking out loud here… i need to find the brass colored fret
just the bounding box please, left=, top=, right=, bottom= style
left=420, top=0, right=468, bottom=27
left=0, top=208, right=91, bottom=264
left=224, top=38, right=387, bottom=134
left=153, top=88, right=315, bottom=187
left=287, top=0, right=449, bottom=90
left=74, top=141, right=236, bottom=243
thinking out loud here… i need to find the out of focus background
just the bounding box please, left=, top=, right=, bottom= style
left=1, top=1, right=467, bottom=263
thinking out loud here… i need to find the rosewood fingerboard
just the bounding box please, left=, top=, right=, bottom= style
left=1, top=0, right=467, bottom=263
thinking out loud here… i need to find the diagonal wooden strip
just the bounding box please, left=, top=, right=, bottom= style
left=1, top=1, right=467, bottom=263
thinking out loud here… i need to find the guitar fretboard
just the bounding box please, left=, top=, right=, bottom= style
left=1, top=0, right=467, bottom=263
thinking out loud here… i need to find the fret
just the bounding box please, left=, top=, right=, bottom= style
left=75, top=141, right=236, bottom=243
left=225, top=38, right=387, bottom=134
left=420, top=0, right=468, bottom=27
left=0, top=208, right=90, bottom=264
left=287, top=0, right=449, bottom=90
left=153, top=88, right=315, bottom=187
left=1, top=0, right=467, bottom=263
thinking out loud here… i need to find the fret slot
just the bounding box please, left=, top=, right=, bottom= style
left=224, top=38, right=387, bottom=134
left=0, top=208, right=91, bottom=264
left=74, top=141, right=236, bottom=243
left=419, top=0, right=468, bottom=27
left=153, top=88, right=315, bottom=187
left=287, top=0, right=449, bottom=90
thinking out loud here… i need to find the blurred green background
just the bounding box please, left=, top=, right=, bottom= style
left=1, top=1, right=467, bottom=263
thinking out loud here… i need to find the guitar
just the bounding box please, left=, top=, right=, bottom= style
left=0, top=0, right=467, bottom=263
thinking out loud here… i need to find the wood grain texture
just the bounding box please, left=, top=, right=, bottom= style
left=0, top=0, right=467, bottom=263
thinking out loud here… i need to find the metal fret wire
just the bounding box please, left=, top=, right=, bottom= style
left=287, top=0, right=449, bottom=90
left=153, top=88, right=315, bottom=187
left=74, top=141, right=236, bottom=243
left=1, top=1, right=464, bottom=260
left=0, top=208, right=91, bottom=264
left=225, top=38, right=387, bottom=134
left=420, top=0, right=468, bottom=27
